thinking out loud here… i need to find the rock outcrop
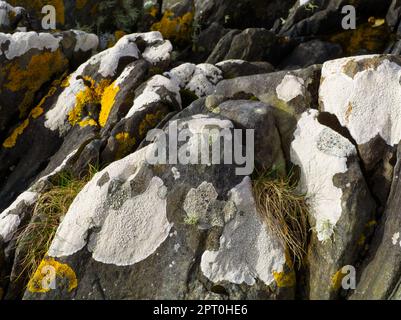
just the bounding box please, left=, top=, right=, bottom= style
left=2, top=0, right=401, bottom=301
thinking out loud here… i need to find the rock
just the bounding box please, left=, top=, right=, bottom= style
left=0, top=1, right=27, bottom=32
left=224, top=28, right=279, bottom=64
left=0, top=31, right=98, bottom=138
left=211, top=100, right=285, bottom=171
left=350, top=143, right=401, bottom=299
left=280, top=0, right=392, bottom=38
left=194, top=0, right=296, bottom=30
left=0, top=148, right=79, bottom=299
left=0, top=32, right=172, bottom=213
left=387, top=0, right=401, bottom=37
left=23, top=115, right=294, bottom=300
left=216, top=60, right=275, bottom=79
left=206, top=29, right=241, bottom=64
left=192, top=22, right=230, bottom=63
left=290, top=110, right=376, bottom=299
left=319, top=55, right=401, bottom=209
left=280, top=40, right=343, bottom=70
left=214, top=65, right=321, bottom=161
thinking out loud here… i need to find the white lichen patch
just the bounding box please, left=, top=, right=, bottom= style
left=142, top=40, right=172, bottom=65
left=320, top=55, right=401, bottom=146
left=200, top=177, right=286, bottom=286
left=125, top=75, right=181, bottom=118
left=71, top=30, right=99, bottom=52
left=392, top=232, right=400, bottom=246
left=0, top=31, right=61, bottom=59
left=290, top=110, right=357, bottom=242
left=0, top=191, right=38, bottom=242
left=276, top=74, right=305, bottom=102
left=164, top=63, right=196, bottom=89
left=98, top=36, right=140, bottom=77
left=88, top=176, right=172, bottom=266
left=48, top=145, right=172, bottom=266
left=171, top=167, right=180, bottom=180
left=186, top=64, right=223, bottom=97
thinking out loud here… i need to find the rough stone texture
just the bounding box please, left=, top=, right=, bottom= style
left=0, top=32, right=172, bottom=213
left=214, top=65, right=321, bottom=161
left=291, top=110, right=376, bottom=299
left=23, top=115, right=294, bottom=300
left=319, top=55, right=401, bottom=209
left=194, top=0, right=296, bottom=30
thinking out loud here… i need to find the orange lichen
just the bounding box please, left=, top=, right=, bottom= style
left=151, top=10, right=194, bottom=44
left=99, top=82, right=120, bottom=127
left=27, top=257, right=77, bottom=293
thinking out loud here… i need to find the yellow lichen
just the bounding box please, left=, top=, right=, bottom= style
left=115, top=132, right=136, bottom=159
left=151, top=10, right=194, bottom=44
left=138, top=111, right=166, bottom=138
left=99, top=82, right=120, bottom=127
left=357, top=234, right=366, bottom=246
left=329, top=20, right=390, bottom=55
left=331, top=268, right=346, bottom=291
left=27, top=257, right=77, bottom=293
left=2, top=119, right=29, bottom=149
left=68, top=77, right=111, bottom=128
left=4, top=50, right=67, bottom=118
left=273, top=270, right=296, bottom=288
left=114, top=30, right=126, bottom=42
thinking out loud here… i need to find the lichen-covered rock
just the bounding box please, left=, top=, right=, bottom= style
left=206, top=28, right=283, bottom=65
left=0, top=1, right=27, bottom=32
left=319, top=55, right=401, bottom=208
left=350, top=143, right=401, bottom=299
left=290, top=110, right=376, bottom=299
left=23, top=115, right=294, bottom=300
left=0, top=31, right=98, bottom=137
left=0, top=31, right=172, bottom=213
left=0, top=148, right=78, bottom=299
left=214, top=65, right=321, bottom=160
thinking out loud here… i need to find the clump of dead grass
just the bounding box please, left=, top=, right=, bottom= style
left=252, top=168, right=309, bottom=268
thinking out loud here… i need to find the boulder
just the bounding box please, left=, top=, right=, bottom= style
left=214, top=65, right=321, bottom=161
left=0, top=32, right=172, bottom=213
left=319, top=55, right=401, bottom=209
left=290, top=110, right=376, bottom=299
left=0, top=31, right=98, bottom=137
left=0, top=1, right=27, bottom=32
left=280, top=40, right=343, bottom=70
left=194, top=0, right=296, bottom=30
left=351, top=143, right=401, bottom=299
left=23, top=115, right=295, bottom=300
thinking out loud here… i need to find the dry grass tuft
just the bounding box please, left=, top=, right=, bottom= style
left=252, top=168, right=309, bottom=268
left=15, top=166, right=98, bottom=283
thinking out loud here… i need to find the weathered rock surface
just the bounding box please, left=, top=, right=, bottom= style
left=23, top=115, right=295, bottom=300
left=291, top=110, right=376, bottom=300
